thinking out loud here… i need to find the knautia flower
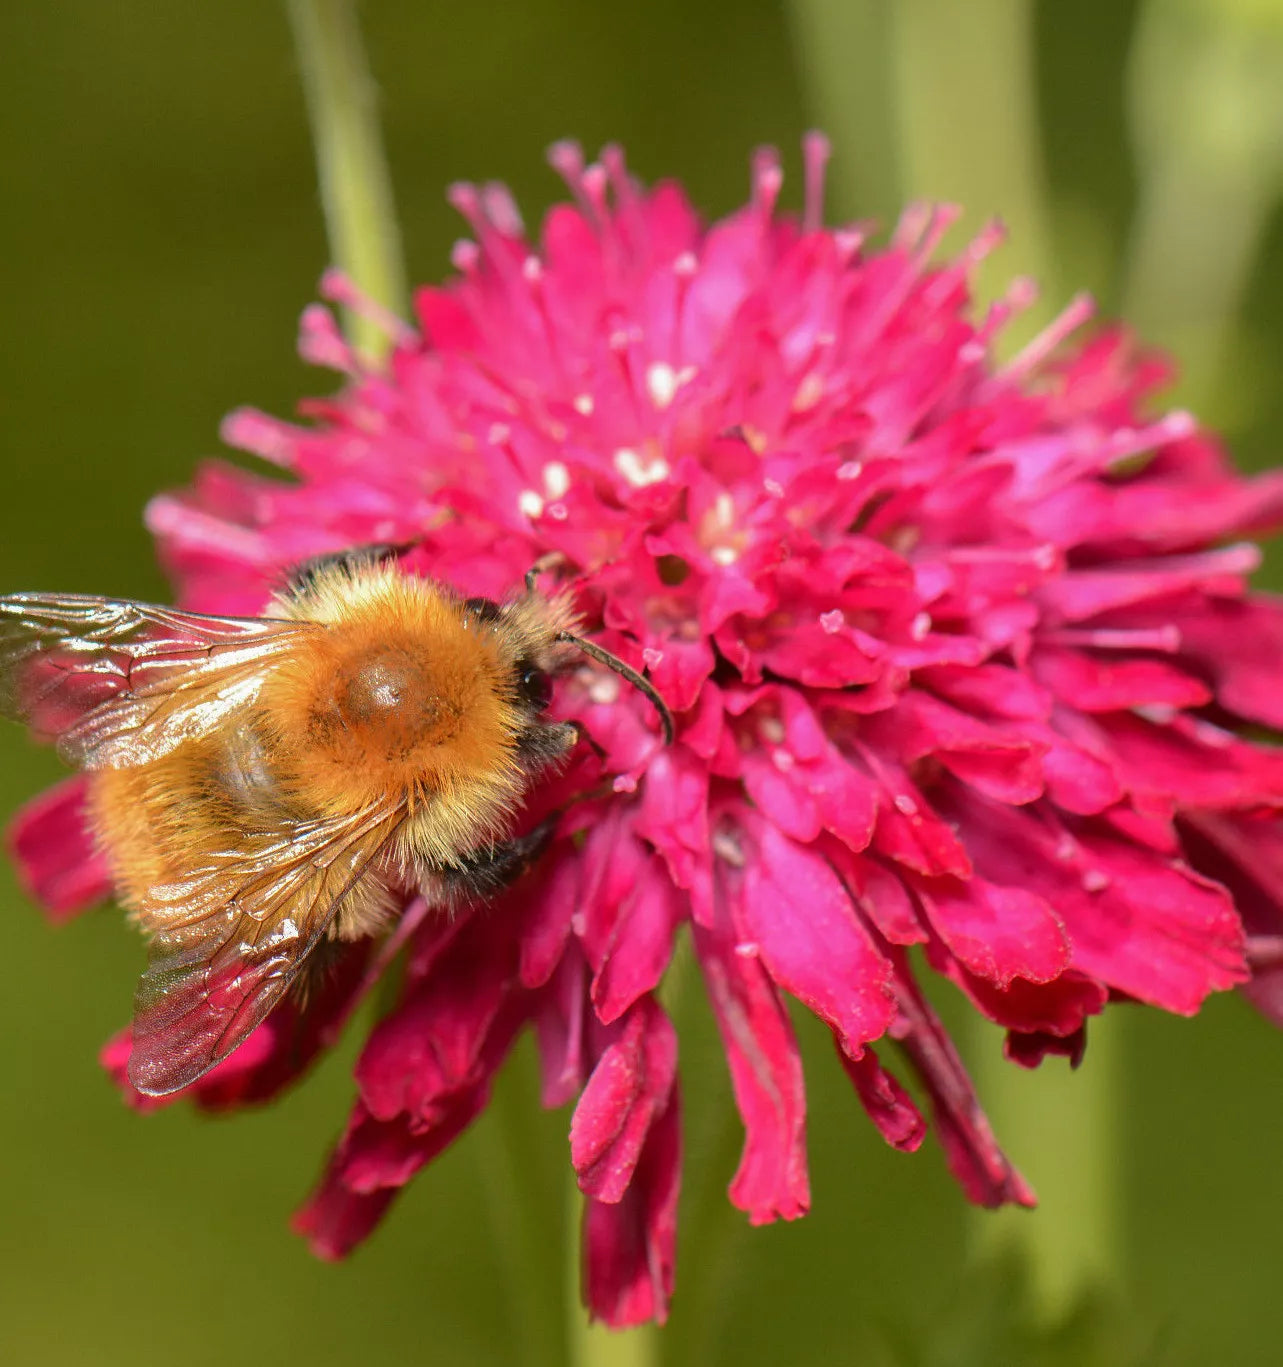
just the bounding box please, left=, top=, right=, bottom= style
left=12, top=136, right=1283, bottom=1326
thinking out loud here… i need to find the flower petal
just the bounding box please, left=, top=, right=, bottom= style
left=915, top=875, right=1070, bottom=988
left=837, top=1043, right=926, bottom=1152
left=570, top=997, right=677, bottom=1204
left=886, top=949, right=1034, bottom=1207
left=693, top=876, right=810, bottom=1223
left=581, top=1084, right=680, bottom=1328
left=7, top=777, right=111, bottom=920
left=738, top=818, right=894, bottom=1054
left=952, top=793, right=1246, bottom=1013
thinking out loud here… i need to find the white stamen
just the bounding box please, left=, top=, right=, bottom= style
left=612, top=774, right=638, bottom=794
left=911, top=611, right=932, bottom=640
left=1082, top=870, right=1110, bottom=893
left=837, top=460, right=864, bottom=481
left=642, top=647, right=664, bottom=669
left=713, top=827, right=746, bottom=867
left=614, top=447, right=670, bottom=487
left=710, top=546, right=739, bottom=566
left=518, top=490, right=544, bottom=518
left=547, top=502, right=569, bottom=521
left=772, top=749, right=795, bottom=772
left=610, top=325, right=642, bottom=351
left=1189, top=717, right=1234, bottom=748
left=573, top=394, right=595, bottom=416
left=820, top=609, right=845, bottom=634
left=713, top=492, right=735, bottom=526
left=673, top=251, right=698, bottom=278
left=793, top=372, right=825, bottom=412
left=1134, top=703, right=1176, bottom=726
left=763, top=478, right=784, bottom=497
left=587, top=672, right=621, bottom=705
left=543, top=461, right=570, bottom=498
left=733, top=940, right=760, bottom=958
left=893, top=794, right=918, bottom=816
left=522, top=255, right=543, bottom=283
left=647, top=362, right=679, bottom=409
left=759, top=717, right=786, bottom=744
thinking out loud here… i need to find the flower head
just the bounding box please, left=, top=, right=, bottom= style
left=14, top=136, right=1283, bottom=1325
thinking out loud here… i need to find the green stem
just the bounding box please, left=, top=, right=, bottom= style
left=1121, top=0, right=1283, bottom=417
left=887, top=0, right=1057, bottom=330
left=782, top=0, right=898, bottom=222
left=286, top=0, right=407, bottom=360
left=475, top=1042, right=565, bottom=1367
left=970, top=1012, right=1121, bottom=1323
left=566, top=1178, right=662, bottom=1367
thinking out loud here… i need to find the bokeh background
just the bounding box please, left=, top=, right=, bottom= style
left=3, top=2, right=1283, bottom=1363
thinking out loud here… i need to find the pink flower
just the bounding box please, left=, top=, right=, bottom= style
left=13, top=136, right=1283, bottom=1325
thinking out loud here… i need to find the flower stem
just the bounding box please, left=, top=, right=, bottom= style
left=286, top=0, right=407, bottom=360
left=475, top=1042, right=565, bottom=1367
left=566, top=1179, right=662, bottom=1367
left=970, top=1013, right=1121, bottom=1323
left=782, top=0, right=898, bottom=222
left=1122, top=0, right=1283, bottom=417
left=886, top=0, right=1057, bottom=331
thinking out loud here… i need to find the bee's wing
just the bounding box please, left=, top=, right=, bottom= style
left=0, top=592, right=313, bottom=768
left=128, top=798, right=408, bottom=1096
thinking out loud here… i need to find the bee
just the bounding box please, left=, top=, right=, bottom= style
left=0, top=545, right=672, bottom=1097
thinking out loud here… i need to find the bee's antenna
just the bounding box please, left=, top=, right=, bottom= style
left=556, top=632, right=675, bottom=745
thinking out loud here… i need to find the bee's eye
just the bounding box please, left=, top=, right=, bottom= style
left=464, top=596, right=502, bottom=623
left=517, top=663, right=552, bottom=711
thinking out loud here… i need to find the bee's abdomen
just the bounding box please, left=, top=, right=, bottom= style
left=89, top=728, right=296, bottom=917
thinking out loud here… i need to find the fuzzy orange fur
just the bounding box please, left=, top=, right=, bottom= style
left=90, top=563, right=580, bottom=943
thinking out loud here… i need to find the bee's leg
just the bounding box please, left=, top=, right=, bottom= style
left=524, top=550, right=568, bottom=594
left=437, top=818, right=560, bottom=904
left=284, top=541, right=418, bottom=595
left=563, top=718, right=606, bottom=761
left=289, top=935, right=348, bottom=1006
left=515, top=719, right=594, bottom=776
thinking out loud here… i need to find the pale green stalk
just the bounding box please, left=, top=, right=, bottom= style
left=286, top=0, right=407, bottom=360
left=1122, top=0, right=1283, bottom=417
left=887, top=0, right=1056, bottom=325
left=794, top=0, right=1058, bottom=327
left=475, top=1045, right=565, bottom=1367
left=971, top=1015, right=1121, bottom=1321
left=783, top=0, right=898, bottom=222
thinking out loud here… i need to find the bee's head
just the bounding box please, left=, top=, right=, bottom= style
left=463, top=589, right=673, bottom=744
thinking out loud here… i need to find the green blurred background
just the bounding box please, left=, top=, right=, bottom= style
left=3, top=2, right=1283, bottom=1363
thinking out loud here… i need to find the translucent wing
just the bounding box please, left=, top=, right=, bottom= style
left=128, top=798, right=408, bottom=1095
left=0, top=593, right=312, bottom=768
